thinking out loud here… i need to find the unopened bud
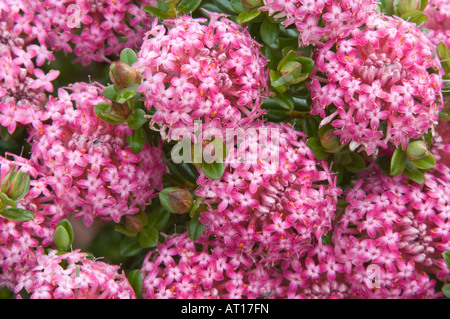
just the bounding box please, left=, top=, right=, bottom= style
left=406, top=140, right=429, bottom=161
left=111, top=101, right=131, bottom=118
left=168, top=189, right=193, bottom=214
left=320, top=129, right=344, bottom=153
left=1, top=166, right=30, bottom=201
left=109, top=61, right=139, bottom=89
left=54, top=225, right=71, bottom=252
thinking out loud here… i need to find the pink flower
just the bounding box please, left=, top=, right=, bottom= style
left=30, top=69, right=60, bottom=92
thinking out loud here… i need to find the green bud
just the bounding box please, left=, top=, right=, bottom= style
left=54, top=225, right=71, bottom=252
left=168, top=189, right=193, bottom=214
left=320, top=129, right=344, bottom=153
left=406, top=140, right=429, bottom=161
left=1, top=166, right=30, bottom=201
left=109, top=61, right=139, bottom=89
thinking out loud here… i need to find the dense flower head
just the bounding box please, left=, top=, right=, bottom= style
left=423, top=0, right=450, bottom=48
left=0, top=8, right=60, bottom=134
left=309, top=14, right=444, bottom=156
left=332, top=162, right=450, bottom=298
left=14, top=249, right=136, bottom=299
left=28, top=82, right=166, bottom=226
left=135, top=12, right=268, bottom=141
left=259, top=0, right=379, bottom=46
left=0, top=0, right=156, bottom=66
left=194, top=120, right=341, bottom=267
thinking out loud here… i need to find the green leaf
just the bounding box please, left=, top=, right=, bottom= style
left=260, top=19, right=279, bottom=45
left=126, top=269, right=143, bottom=299
left=437, top=42, right=450, bottom=75
left=443, top=251, right=450, bottom=268
left=119, top=237, right=143, bottom=257
left=273, top=91, right=294, bottom=110
left=94, top=102, right=126, bottom=124
left=103, top=85, right=117, bottom=101
left=236, top=9, right=261, bottom=25
left=188, top=211, right=205, bottom=241
left=143, top=5, right=173, bottom=19
left=57, top=219, right=74, bottom=245
left=376, top=156, right=391, bottom=176
left=419, top=0, right=428, bottom=10
left=117, top=85, right=138, bottom=104
left=277, top=50, right=297, bottom=71
left=404, top=160, right=425, bottom=184
left=201, top=161, right=225, bottom=180
left=138, top=225, right=159, bottom=248
left=347, top=152, right=366, bottom=173
left=307, top=137, right=327, bottom=160
left=269, top=70, right=288, bottom=93
left=54, top=225, right=71, bottom=252
left=127, top=108, right=147, bottom=130
left=159, top=187, right=180, bottom=214
left=120, top=48, right=138, bottom=67
left=176, top=0, right=202, bottom=15
left=127, top=127, right=146, bottom=153
left=400, top=11, right=428, bottom=25
left=296, top=56, right=315, bottom=75
left=390, top=148, right=407, bottom=176
left=263, top=109, right=290, bottom=122
left=410, top=153, right=435, bottom=170
left=0, top=207, right=34, bottom=221
left=443, top=284, right=450, bottom=299
left=148, top=205, right=171, bottom=231
left=230, top=0, right=246, bottom=12
left=115, top=224, right=138, bottom=237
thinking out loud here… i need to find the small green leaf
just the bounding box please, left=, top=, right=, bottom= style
left=347, top=152, right=366, bottom=173
left=188, top=211, right=205, bottom=241
left=119, top=237, right=143, bottom=257
left=94, top=102, right=126, bottom=124
left=143, top=5, right=174, bottom=19
left=230, top=0, right=246, bottom=12
left=126, top=269, right=143, bottom=299
left=115, top=224, right=138, bottom=237
left=0, top=207, right=34, bottom=221
left=159, top=187, right=180, bottom=214
left=201, top=161, right=225, bottom=180
left=307, top=137, right=327, bottom=160
left=273, top=91, right=294, bottom=110
left=127, top=108, right=147, bottom=130
left=176, top=0, right=202, bottom=15
left=54, top=225, right=71, bottom=252
left=390, top=148, right=407, bottom=176
left=57, top=219, right=74, bottom=245
left=260, top=19, right=279, bottom=45
left=236, top=9, right=261, bottom=25
left=138, top=225, right=159, bottom=248
left=443, top=284, right=450, bottom=298
left=119, top=48, right=138, bottom=67
left=127, top=127, right=146, bottom=153
left=148, top=205, right=171, bottom=231
left=269, top=70, right=288, bottom=93
left=404, top=160, right=425, bottom=184
left=437, top=42, right=450, bottom=75
left=443, top=251, right=450, bottom=268
left=296, top=56, right=315, bottom=75
left=410, top=153, right=435, bottom=170
left=103, top=85, right=117, bottom=101
left=400, top=10, right=428, bottom=25
left=117, top=85, right=138, bottom=104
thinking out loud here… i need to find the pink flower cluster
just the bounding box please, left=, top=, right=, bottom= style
left=260, top=0, right=379, bottom=46
left=0, top=6, right=60, bottom=135
left=331, top=162, right=450, bottom=298
left=135, top=12, right=268, bottom=141
left=140, top=121, right=347, bottom=299
left=309, top=14, right=444, bottom=155
left=0, top=0, right=156, bottom=66
left=27, top=82, right=166, bottom=226
left=423, top=0, right=450, bottom=48
left=14, top=249, right=136, bottom=299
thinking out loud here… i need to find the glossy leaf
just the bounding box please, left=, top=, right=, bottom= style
left=307, top=137, right=327, bottom=160
left=143, top=5, right=173, bottom=20
left=126, top=269, right=143, bottom=299
left=236, top=9, right=261, bottom=25
left=188, top=211, right=206, bottom=241
left=103, top=85, right=117, bottom=101
left=404, top=160, right=425, bottom=184
left=94, top=102, right=126, bottom=124
left=410, top=153, right=435, bottom=170
left=138, top=225, right=159, bottom=248
left=159, top=187, right=180, bottom=214
left=443, top=284, right=450, bottom=298
left=176, top=0, right=202, bottom=14
left=260, top=19, right=279, bottom=45
left=54, top=225, right=71, bottom=252
left=443, top=251, right=450, bottom=268
left=148, top=205, right=171, bottom=231
left=119, top=48, right=138, bottom=67
left=127, top=108, right=147, bottom=130
left=347, top=152, right=366, bottom=173
left=57, top=219, right=74, bottom=245
left=127, top=127, right=146, bottom=154
left=390, top=148, right=407, bottom=176
left=119, top=237, right=143, bottom=257
left=0, top=207, right=34, bottom=221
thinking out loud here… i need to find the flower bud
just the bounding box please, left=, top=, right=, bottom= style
left=1, top=166, right=30, bottom=201
left=109, top=61, right=139, bottom=89
left=54, top=225, right=71, bottom=252
left=168, top=189, right=193, bottom=214
left=320, top=129, right=344, bottom=153
left=406, top=140, right=429, bottom=161
left=241, top=0, right=263, bottom=8
left=111, top=101, right=131, bottom=119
